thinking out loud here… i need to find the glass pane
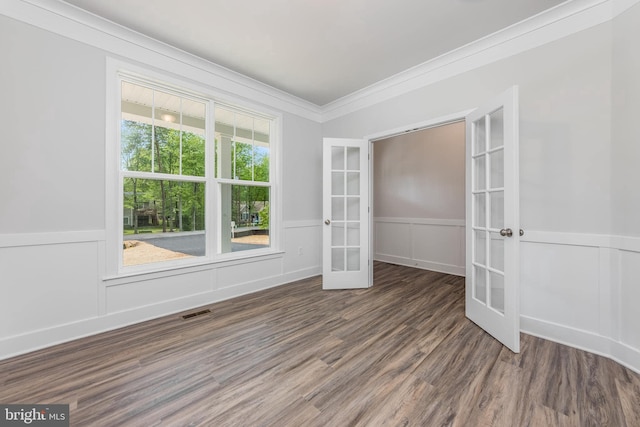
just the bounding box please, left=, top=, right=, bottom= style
left=214, top=106, right=270, bottom=183
left=490, top=272, right=505, bottom=314
left=121, top=81, right=153, bottom=172
left=347, top=172, right=360, bottom=195
left=234, top=141, right=253, bottom=180
left=332, top=248, right=345, bottom=272
left=121, top=120, right=153, bottom=173
left=474, top=193, right=486, bottom=228
left=347, top=147, right=360, bottom=170
left=347, top=248, right=360, bottom=271
left=473, top=155, right=486, bottom=191
left=123, top=178, right=205, bottom=266
left=181, top=130, right=205, bottom=177
left=332, top=146, right=344, bottom=170
left=489, top=231, right=504, bottom=272
left=331, top=223, right=345, bottom=247
left=473, top=116, right=486, bottom=155
left=346, top=222, right=360, bottom=246
left=219, top=184, right=270, bottom=254
left=215, top=107, right=235, bottom=179
left=332, top=197, right=344, bottom=221
left=253, top=145, right=269, bottom=182
left=254, top=117, right=270, bottom=145
left=182, top=98, right=206, bottom=135
left=490, top=191, right=504, bottom=230
left=474, top=230, right=486, bottom=266
left=332, top=172, right=344, bottom=196
left=234, top=112, right=254, bottom=142
left=347, top=197, right=360, bottom=221
left=489, top=149, right=504, bottom=189
left=474, top=265, right=486, bottom=304
left=153, top=91, right=182, bottom=174
left=489, top=108, right=504, bottom=150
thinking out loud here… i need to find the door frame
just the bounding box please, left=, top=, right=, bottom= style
left=364, top=109, right=474, bottom=285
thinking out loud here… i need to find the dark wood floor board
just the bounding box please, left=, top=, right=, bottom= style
left=0, top=261, right=638, bottom=426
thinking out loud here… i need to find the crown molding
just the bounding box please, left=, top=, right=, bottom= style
left=4, top=0, right=636, bottom=124
left=613, top=0, right=640, bottom=15
left=320, top=0, right=616, bottom=122
left=1, top=0, right=322, bottom=121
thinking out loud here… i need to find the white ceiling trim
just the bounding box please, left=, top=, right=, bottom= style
left=2, top=0, right=323, bottom=121
left=320, top=0, right=617, bottom=122
left=4, top=0, right=637, bottom=124
left=613, top=0, right=640, bottom=15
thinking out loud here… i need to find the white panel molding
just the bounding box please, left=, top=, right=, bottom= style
left=321, top=0, right=614, bottom=122
left=522, top=315, right=640, bottom=374
left=102, top=252, right=285, bottom=285
left=0, top=261, right=320, bottom=361
left=376, top=254, right=465, bottom=277
left=523, top=230, right=640, bottom=252
left=374, top=218, right=465, bottom=277
left=521, top=230, right=612, bottom=247
left=0, top=230, right=105, bottom=248
left=283, top=220, right=322, bottom=229
left=1, top=0, right=321, bottom=121
left=375, top=217, right=465, bottom=227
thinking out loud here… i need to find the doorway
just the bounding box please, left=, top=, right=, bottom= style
left=371, top=120, right=466, bottom=280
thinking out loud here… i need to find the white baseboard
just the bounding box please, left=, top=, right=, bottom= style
left=375, top=254, right=465, bottom=277
left=522, top=315, right=640, bottom=374
left=0, top=266, right=321, bottom=361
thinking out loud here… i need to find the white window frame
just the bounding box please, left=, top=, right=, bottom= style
left=105, top=58, right=282, bottom=279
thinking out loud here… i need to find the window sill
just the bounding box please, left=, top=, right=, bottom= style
left=102, top=249, right=284, bottom=286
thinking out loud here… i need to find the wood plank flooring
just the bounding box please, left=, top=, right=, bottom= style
left=1, top=262, right=639, bottom=426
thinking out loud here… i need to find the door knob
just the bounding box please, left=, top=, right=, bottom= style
left=324, top=219, right=331, bottom=225
left=519, top=229, right=524, bottom=236
left=500, top=228, right=513, bottom=237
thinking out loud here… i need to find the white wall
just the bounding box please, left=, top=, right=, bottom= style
left=373, top=122, right=465, bottom=275
left=611, top=2, right=640, bottom=358
left=324, top=17, right=640, bottom=373
left=0, top=10, right=322, bottom=359
left=2, top=0, right=638, bottom=376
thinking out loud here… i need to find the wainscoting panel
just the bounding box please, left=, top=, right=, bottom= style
left=0, top=223, right=323, bottom=360
left=619, top=249, right=640, bottom=350
left=374, top=218, right=465, bottom=276
left=520, top=241, right=601, bottom=332
left=282, top=221, right=322, bottom=279
left=105, top=269, right=215, bottom=314
left=520, top=231, right=640, bottom=374
left=0, top=242, right=100, bottom=339
left=216, top=257, right=283, bottom=289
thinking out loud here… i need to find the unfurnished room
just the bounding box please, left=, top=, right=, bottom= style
left=1, top=0, right=639, bottom=425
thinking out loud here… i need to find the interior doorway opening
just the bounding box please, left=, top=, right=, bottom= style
left=370, top=120, right=466, bottom=282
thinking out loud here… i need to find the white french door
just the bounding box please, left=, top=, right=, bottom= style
left=466, top=86, right=520, bottom=353
left=322, top=138, right=371, bottom=289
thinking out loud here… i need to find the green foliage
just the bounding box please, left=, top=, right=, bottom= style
left=259, top=203, right=269, bottom=229
left=121, top=118, right=270, bottom=233
left=121, top=120, right=206, bottom=233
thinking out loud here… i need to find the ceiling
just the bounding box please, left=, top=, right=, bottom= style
left=63, top=0, right=566, bottom=106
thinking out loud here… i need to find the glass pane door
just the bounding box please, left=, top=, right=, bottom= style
left=323, top=138, right=370, bottom=289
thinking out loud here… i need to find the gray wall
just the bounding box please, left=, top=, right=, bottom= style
left=323, top=22, right=613, bottom=236
left=373, top=122, right=465, bottom=219
left=0, top=13, right=323, bottom=358
left=323, top=14, right=640, bottom=372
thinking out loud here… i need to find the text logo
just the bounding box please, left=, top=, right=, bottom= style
left=0, top=405, right=69, bottom=427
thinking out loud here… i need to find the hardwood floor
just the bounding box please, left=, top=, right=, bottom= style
left=1, top=262, right=639, bottom=426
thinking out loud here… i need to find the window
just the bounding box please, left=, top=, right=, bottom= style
left=214, top=107, right=271, bottom=254
left=116, top=75, right=276, bottom=271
